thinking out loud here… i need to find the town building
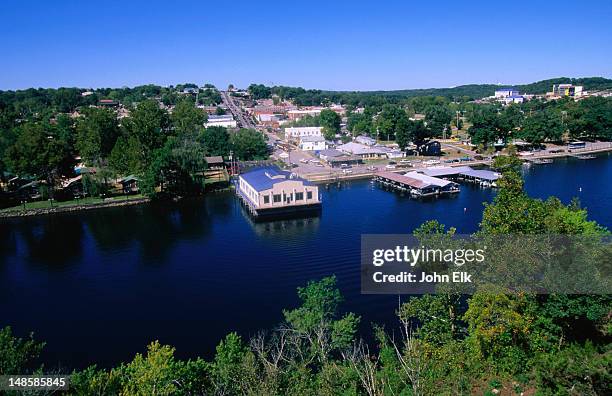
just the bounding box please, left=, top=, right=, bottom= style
left=299, top=135, right=327, bottom=151
left=355, top=135, right=376, bottom=146
left=336, top=142, right=388, bottom=159
left=284, top=126, right=323, bottom=141
left=494, top=87, right=520, bottom=98
left=551, top=84, right=584, bottom=98
left=237, top=167, right=321, bottom=217
left=205, top=114, right=237, bottom=128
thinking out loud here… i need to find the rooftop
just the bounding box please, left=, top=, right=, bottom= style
left=240, top=167, right=314, bottom=192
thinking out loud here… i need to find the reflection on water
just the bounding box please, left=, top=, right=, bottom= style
left=1, top=155, right=611, bottom=370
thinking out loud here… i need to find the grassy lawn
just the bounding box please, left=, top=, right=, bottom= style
left=1, top=194, right=146, bottom=214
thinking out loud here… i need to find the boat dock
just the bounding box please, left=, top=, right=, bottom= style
left=418, top=166, right=501, bottom=187
left=374, top=171, right=459, bottom=197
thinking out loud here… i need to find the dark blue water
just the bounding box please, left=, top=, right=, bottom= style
left=1, top=154, right=611, bottom=369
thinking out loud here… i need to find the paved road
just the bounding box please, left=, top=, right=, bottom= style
left=220, top=91, right=256, bottom=129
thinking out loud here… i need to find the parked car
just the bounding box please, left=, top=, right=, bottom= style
left=342, top=169, right=353, bottom=174
left=340, top=163, right=350, bottom=168
left=385, top=164, right=397, bottom=170
left=399, top=159, right=411, bottom=164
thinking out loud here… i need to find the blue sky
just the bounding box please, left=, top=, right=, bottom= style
left=1, top=0, right=611, bottom=91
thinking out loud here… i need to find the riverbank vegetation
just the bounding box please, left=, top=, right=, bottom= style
left=2, top=156, right=610, bottom=395
left=0, top=88, right=270, bottom=208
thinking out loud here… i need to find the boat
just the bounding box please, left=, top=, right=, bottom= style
left=576, top=155, right=596, bottom=160
left=532, top=158, right=553, bottom=164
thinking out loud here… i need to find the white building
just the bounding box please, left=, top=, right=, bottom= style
left=284, top=126, right=323, bottom=140
left=238, top=167, right=321, bottom=216
left=299, top=135, right=327, bottom=151
left=205, top=114, right=237, bottom=128
left=494, top=87, right=520, bottom=98
left=355, top=135, right=376, bottom=146
left=337, top=142, right=388, bottom=159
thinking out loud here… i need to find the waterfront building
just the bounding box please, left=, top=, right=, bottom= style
left=237, top=167, right=321, bottom=217
left=299, top=135, right=327, bottom=151
left=337, top=142, right=388, bottom=159
left=205, top=114, right=237, bottom=128
left=404, top=171, right=460, bottom=193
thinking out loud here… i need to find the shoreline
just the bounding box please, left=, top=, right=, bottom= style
left=0, top=197, right=151, bottom=219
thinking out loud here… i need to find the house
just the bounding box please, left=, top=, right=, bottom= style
left=237, top=167, right=321, bottom=217
left=418, top=140, right=441, bottom=156
left=284, top=127, right=322, bottom=141
left=355, top=135, right=376, bottom=146
left=376, top=146, right=406, bottom=159
left=119, top=175, right=139, bottom=194
left=299, top=136, right=327, bottom=151
left=205, top=115, right=237, bottom=128
left=336, top=142, right=388, bottom=159
left=205, top=156, right=225, bottom=170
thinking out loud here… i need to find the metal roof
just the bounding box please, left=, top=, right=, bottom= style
left=461, top=169, right=501, bottom=181
left=377, top=171, right=431, bottom=189
left=240, top=167, right=314, bottom=192
left=405, top=171, right=455, bottom=187
left=420, top=166, right=473, bottom=177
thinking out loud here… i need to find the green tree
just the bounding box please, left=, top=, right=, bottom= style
left=170, top=99, right=206, bottom=136
left=0, top=326, right=45, bottom=375
left=6, top=120, right=74, bottom=184
left=425, top=105, right=453, bottom=138
left=319, top=109, right=341, bottom=140
left=122, top=99, right=170, bottom=163
left=76, top=107, right=120, bottom=165
left=200, top=126, right=231, bottom=157
left=122, top=341, right=178, bottom=396
left=230, top=129, right=268, bottom=160
left=109, top=135, right=144, bottom=176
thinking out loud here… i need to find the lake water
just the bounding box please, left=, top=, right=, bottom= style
left=1, top=154, right=611, bottom=369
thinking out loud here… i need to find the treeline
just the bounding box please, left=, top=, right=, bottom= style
left=468, top=96, right=612, bottom=146
left=2, top=158, right=610, bottom=395
left=0, top=83, right=222, bottom=119
left=248, top=77, right=612, bottom=106
left=0, top=98, right=268, bottom=202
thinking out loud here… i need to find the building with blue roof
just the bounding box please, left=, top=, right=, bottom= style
left=237, top=167, right=321, bottom=217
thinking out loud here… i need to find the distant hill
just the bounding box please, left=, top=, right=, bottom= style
left=322, top=77, right=612, bottom=100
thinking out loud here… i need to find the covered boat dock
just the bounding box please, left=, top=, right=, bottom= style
left=374, top=171, right=458, bottom=197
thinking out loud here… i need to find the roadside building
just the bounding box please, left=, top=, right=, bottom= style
left=205, top=156, right=225, bottom=170
left=237, top=167, right=321, bottom=217
left=337, top=142, right=388, bottom=159
left=205, top=114, right=237, bottom=128
left=284, top=126, right=323, bottom=141
left=418, top=140, right=441, bottom=156
left=287, top=108, right=323, bottom=120
left=299, top=135, right=327, bottom=151
left=355, top=135, right=376, bottom=146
